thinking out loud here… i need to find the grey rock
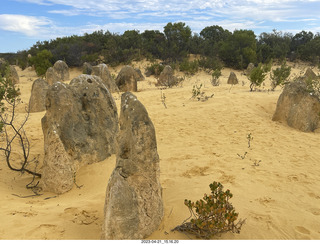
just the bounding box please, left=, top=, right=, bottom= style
left=41, top=125, right=75, bottom=194
left=46, top=60, right=69, bottom=85
left=102, top=92, right=163, bottom=240
left=42, top=74, right=118, bottom=165
left=92, top=63, right=119, bottom=93
left=83, top=62, right=93, bottom=75
left=29, top=78, right=49, bottom=113
left=156, top=65, right=178, bottom=87
left=8, top=65, right=19, bottom=85
left=115, top=65, right=138, bottom=92
left=272, top=80, right=320, bottom=132
left=227, top=71, right=239, bottom=85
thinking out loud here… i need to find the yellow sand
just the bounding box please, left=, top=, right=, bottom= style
left=0, top=61, right=319, bottom=240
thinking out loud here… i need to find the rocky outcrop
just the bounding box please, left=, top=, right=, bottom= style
left=102, top=92, right=163, bottom=240
left=134, top=68, right=145, bottom=81
left=8, top=65, right=19, bottom=85
left=303, top=68, right=317, bottom=81
left=227, top=71, right=239, bottom=85
left=92, top=64, right=119, bottom=93
left=29, top=78, right=50, bottom=113
left=46, top=60, right=69, bottom=85
left=41, top=126, right=75, bottom=194
left=272, top=80, right=320, bottom=132
left=42, top=74, right=118, bottom=165
left=156, top=65, right=178, bottom=87
left=115, top=65, right=138, bottom=92
left=53, top=60, right=69, bottom=80
left=83, top=62, right=93, bottom=75
left=245, top=63, right=255, bottom=76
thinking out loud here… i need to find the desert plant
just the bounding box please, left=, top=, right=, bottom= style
left=146, top=63, right=164, bottom=77
left=0, top=72, right=41, bottom=179
left=248, top=63, right=267, bottom=91
left=191, top=83, right=214, bottom=102
left=270, top=62, right=291, bottom=90
left=191, top=83, right=203, bottom=100
left=160, top=90, right=167, bottom=109
left=29, top=49, right=53, bottom=77
left=211, top=69, right=222, bottom=86
left=305, top=76, right=320, bottom=98
left=179, top=59, right=199, bottom=75
left=172, top=181, right=245, bottom=239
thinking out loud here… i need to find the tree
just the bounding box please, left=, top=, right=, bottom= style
left=141, top=30, right=166, bottom=59
left=291, top=31, right=314, bottom=53
left=200, top=25, right=231, bottom=57
left=257, top=30, right=292, bottom=62
left=0, top=69, right=41, bottom=180
left=270, top=62, right=291, bottom=90
left=298, top=35, right=320, bottom=63
left=248, top=63, right=267, bottom=91
left=164, top=22, right=192, bottom=61
left=29, top=49, right=53, bottom=77
left=219, top=30, right=257, bottom=69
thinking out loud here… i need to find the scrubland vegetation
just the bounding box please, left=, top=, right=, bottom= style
left=1, top=23, right=319, bottom=75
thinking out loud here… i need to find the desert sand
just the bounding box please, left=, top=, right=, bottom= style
left=0, top=60, right=319, bottom=240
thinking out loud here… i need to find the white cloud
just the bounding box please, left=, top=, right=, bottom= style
left=0, top=14, right=52, bottom=36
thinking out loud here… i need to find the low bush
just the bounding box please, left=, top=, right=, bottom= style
left=270, top=62, right=291, bottom=90
left=248, top=63, right=267, bottom=91
left=172, top=181, right=245, bottom=239
left=145, top=63, right=164, bottom=77
left=179, top=59, right=199, bottom=75
left=305, top=76, right=320, bottom=98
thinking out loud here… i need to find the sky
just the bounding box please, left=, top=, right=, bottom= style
left=1, top=0, right=320, bottom=53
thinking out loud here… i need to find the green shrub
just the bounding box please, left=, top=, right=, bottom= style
left=305, top=76, right=320, bottom=98
left=146, top=63, right=164, bottom=77
left=248, top=63, right=267, bottom=91
left=172, top=181, right=245, bottom=239
left=270, top=62, right=291, bottom=90
left=198, top=56, right=222, bottom=72
left=179, top=59, right=199, bottom=75
left=211, top=69, right=222, bottom=86
left=29, top=49, right=53, bottom=77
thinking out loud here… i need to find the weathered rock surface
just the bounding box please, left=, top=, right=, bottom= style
left=303, top=68, right=317, bottom=81
left=83, top=62, right=93, bottom=75
left=227, top=71, right=239, bottom=85
left=134, top=68, right=145, bottom=81
left=41, top=126, right=75, bottom=194
left=115, top=65, right=138, bottom=92
left=7, top=65, right=19, bottom=84
left=272, top=80, right=320, bottom=132
left=92, top=64, right=119, bottom=93
left=42, top=74, right=118, bottom=165
left=102, top=92, right=163, bottom=240
left=156, top=65, right=178, bottom=87
left=29, top=78, right=50, bottom=113
left=53, top=60, right=69, bottom=80
left=45, top=67, right=59, bottom=85
left=245, top=63, right=255, bottom=76
left=46, top=60, right=69, bottom=85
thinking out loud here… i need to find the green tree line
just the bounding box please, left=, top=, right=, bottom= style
left=2, top=22, right=320, bottom=71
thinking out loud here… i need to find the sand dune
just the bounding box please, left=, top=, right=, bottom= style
left=0, top=62, right=319, bottom=240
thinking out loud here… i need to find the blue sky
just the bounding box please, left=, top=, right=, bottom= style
left=1, top=0, right=320, bottom=53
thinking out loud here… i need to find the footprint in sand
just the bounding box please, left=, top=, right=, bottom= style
left=63, top=207, right=98, bottom=225
left=181, top=166, right=210, bottom=178
left=308, top=208, right=320, bottom=216
left=9, top=211, right=37, bottom=217
left=295, top=226, right=311, bottom=235
left=26, top=224, right=65, bottom=239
